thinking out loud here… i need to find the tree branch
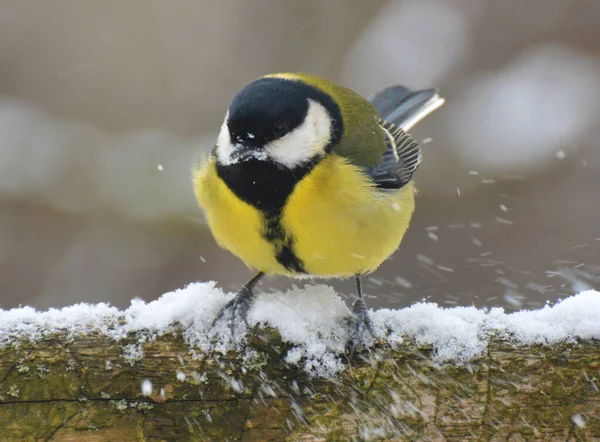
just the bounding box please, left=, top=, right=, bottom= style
left=0, top=329, right=599, bottom=441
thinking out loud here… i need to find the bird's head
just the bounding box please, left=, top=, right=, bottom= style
left=214, top=76, right=343, bottom=169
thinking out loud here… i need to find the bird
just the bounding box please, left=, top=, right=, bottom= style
left=193, top=73, right=444, bottom=350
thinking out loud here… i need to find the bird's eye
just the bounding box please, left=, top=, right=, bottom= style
left=273, top=124, right=288, bottom=138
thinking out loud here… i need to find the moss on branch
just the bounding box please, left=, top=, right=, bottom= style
left=0, top=329, right=599, bottom=441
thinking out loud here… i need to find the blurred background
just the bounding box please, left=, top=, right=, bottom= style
left=1, top=0, right=599, bottom=311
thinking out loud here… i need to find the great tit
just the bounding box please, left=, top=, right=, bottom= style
left=193, top=73, right=444, bottom=349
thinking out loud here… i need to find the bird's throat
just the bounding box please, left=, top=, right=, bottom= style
left=215, top=159, right=313, bottom=213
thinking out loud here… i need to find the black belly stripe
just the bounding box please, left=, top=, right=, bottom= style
left=216, top=158, right=317, bottom=273
left=263, top=209, right=306, bottom=273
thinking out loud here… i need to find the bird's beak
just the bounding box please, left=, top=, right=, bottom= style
left=231, top=143, right=261, bottom=162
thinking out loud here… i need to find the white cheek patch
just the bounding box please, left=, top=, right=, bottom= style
left=215, top=111, right=236, bottom=165
left=266, top=99, right=332, bottom=168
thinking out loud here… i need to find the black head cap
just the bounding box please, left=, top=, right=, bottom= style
left=226, top=77, right=343, bottom=148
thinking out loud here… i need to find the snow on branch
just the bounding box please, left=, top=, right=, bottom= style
left=1, top=283, right=599, bottom=377
left=1, top=284, right=600, bottom=440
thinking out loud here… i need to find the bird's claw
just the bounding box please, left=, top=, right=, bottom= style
left=212, top=286, right=253, bottom=335
left=347, top=298, right=378, bottom=359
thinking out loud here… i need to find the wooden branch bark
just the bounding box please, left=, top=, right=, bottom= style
left=0, top=329, right=598, bottom=441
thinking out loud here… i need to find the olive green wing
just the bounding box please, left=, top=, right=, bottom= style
left=329, top=91, right=389, bottom=167
left=284, top=73, right=443, bottom=185
left=338, top=85, right=444, bottom=188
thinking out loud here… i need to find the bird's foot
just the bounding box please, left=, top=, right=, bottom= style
left=212, top=286, right=254, bottom=335
left=347, top=298, right=378, bottom=359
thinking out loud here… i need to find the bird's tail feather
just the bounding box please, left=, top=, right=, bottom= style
left=369, top=85, right=445, bottom=132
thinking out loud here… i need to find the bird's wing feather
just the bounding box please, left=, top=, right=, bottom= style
left=363, top=120, right=420, bottom=188
left=361, top=86, right=444, bottom=189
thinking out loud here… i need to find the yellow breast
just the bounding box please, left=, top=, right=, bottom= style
left=282, top=155, right=415, bottom=276
left=193, top=155, right=416, bottom=277
left=193, top=157, right=285, bottom=274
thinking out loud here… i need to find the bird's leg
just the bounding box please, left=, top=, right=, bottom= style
left=213, top=271, right=265, bottom=334
left=348, top=275, right=378, bottom=357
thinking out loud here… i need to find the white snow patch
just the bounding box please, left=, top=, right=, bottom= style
left=249, top=285, right=350, bottom=377
left=572, top=413, right=586, bottom=429
left=141, top=379, right=153, bottom=397
left=373, top=303, right=487, bottom=361
left=1, top=283, right=599, bottom=377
